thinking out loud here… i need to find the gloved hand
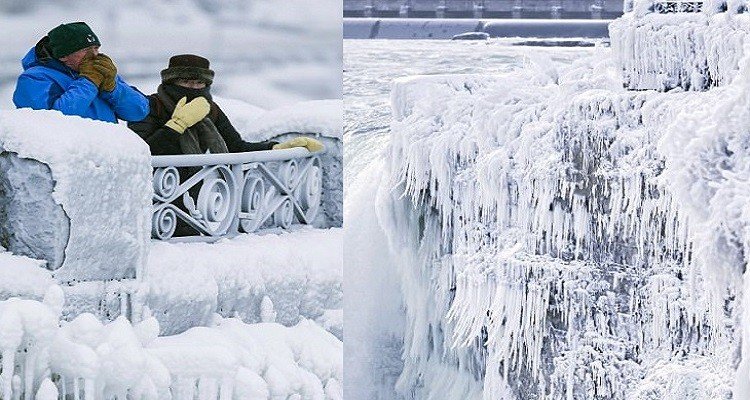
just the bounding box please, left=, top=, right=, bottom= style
left=78, top=52, right=104, bottom=88
left=272, top=137, right=325, bottom=152
left=165, top=96, right=211, bottom=134
left=92, top=53, right=117, bottom=92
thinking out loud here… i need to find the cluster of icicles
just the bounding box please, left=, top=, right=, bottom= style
left=609, top=10, right=750, bottom=91
left=384, top=73, right=736, bottom=399
left=0, top=286, right=342, bottom=400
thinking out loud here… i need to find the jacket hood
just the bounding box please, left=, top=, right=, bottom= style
left=21, top=46, right=72, bottom=75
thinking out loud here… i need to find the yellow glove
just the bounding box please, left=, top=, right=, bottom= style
left=78, top=53, right=104, bottom=87
left=165, top=96, right=210, bottom=134
left=272, top=137, right=324, bottom=152
left=92, top=53, right=117, bottom=92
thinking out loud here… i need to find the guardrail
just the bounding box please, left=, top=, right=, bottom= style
left=652, top=0, right=703, bottom=13
left=151, top=148, right=323, bottom=241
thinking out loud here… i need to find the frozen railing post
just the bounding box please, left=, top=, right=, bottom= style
left=151, top=147, right=324, bottom=241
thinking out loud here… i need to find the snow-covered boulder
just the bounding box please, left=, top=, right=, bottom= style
left=223, top=99, right=343, bottom=228
left=0, top=109, right=152, bottom=283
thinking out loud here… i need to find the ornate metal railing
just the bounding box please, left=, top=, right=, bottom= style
left=652, top=0, right=703, bottom=13
left=151, top=148, right=323, bottom=241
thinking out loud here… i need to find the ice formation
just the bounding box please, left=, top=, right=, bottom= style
left=610, top=6, right=750, bottom=91
left=0, top=288, right=343, bottom=400
left=371, top=23, right=750, bottom=397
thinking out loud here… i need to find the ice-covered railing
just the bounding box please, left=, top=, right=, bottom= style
left=650, top=0, right=704, bottom=13
left=150, top=148, right=324, bottom=241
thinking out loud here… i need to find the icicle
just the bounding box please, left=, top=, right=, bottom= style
left=260, top=296, right=277, bottom=323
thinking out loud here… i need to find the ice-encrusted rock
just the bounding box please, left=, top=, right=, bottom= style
left=377, top=56, right=741, bottom=399
left=0, top=153, right=69, bottom=269
left=0, top=109, right=152, bottom=283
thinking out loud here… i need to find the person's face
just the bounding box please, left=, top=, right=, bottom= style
left=174, top=79, right=207, bottom=89
left=60, top=45, right=99, bottom=71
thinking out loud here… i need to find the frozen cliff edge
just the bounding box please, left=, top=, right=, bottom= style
left=377, top=48, right=750, bottom=399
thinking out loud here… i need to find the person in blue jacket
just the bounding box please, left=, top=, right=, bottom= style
left=12, top=22, right=148, bottom=123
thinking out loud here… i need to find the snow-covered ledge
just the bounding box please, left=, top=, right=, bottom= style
left=0, top=109, right=152, bottom=283
left=610, top=1, right=750, bottom=91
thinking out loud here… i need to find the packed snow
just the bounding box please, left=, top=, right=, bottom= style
left=145, top=227, right=343, bottom=336
left=0, top=250, right=54, bottom=301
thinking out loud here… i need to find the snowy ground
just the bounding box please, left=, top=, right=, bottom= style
left=343, top=38, right=599, bottom=399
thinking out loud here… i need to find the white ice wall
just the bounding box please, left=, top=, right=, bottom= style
left=379, top=47, right=744, bottom=398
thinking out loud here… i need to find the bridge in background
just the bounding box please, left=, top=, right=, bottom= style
left=344, top=0, right=625, bottom=19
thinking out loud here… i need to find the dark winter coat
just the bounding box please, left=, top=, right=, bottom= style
left=127, top=85, right=276, bottom=156
left=12, top=45, right=149, bottom=123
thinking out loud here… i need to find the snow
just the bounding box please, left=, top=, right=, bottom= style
left=0, top=2, right=342, bottom=399
left=0, top=292, right=342, bottom=400
left=145, top=227, right=343, bottom=335
left=0, top=109, right=152, bottom=282
left=0, top=251, right=54, bottom=301
left=229, top=99, right=343, bottom=142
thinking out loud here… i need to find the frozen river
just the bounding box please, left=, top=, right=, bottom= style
left=343, top=39, right=600, bottom=184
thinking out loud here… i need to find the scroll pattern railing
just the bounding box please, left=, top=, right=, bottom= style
left=151, top=148, right=323, bottom=241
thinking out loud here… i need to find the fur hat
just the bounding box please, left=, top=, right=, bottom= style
left=160, top=54, right=215, bottom=86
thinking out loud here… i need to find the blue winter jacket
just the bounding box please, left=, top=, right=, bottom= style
left=12, top=47, right=149, bottom=123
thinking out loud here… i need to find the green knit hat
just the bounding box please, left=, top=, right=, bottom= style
left=48, top=22, right=100, bottom=59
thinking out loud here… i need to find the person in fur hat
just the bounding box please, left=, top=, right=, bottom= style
left=127, top=54, right=323, bottom=155
left=13, top=22, right=148, bottom=123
